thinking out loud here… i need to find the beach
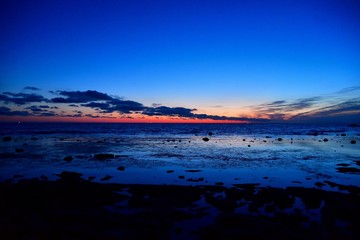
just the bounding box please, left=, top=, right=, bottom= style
left=0, top=122, right=359, bottom=239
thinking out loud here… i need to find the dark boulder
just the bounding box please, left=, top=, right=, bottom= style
left=2, top=136, right=12, bottom=141
left=94, top=153, right=114, bottom=160
left=117, top=166, right=125, bottom=171
left=63, top=156, right=74, bottom=162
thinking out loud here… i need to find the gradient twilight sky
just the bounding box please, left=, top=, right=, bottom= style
left=1, top=0, right=360, bottom=123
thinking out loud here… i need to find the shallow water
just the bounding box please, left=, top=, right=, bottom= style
left=0, top=122, right=359, bottom=190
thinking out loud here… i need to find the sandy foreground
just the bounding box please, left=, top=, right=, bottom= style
left=1, top=124, right=359, bottom=239
left=0, top=171, right=359, bottom=240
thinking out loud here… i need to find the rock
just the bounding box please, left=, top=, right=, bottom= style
left=40, top=175, right=48, bottom=181
left=202, top=137, right=210, bottom=142
left=336, top=167, right=360, bottom=173
left=2, top=136, right=12, bottom=141
left=277, top=138, right=283, bottom=141
left=117, top=166, right=125, bottom=171
left=336, top=163, right=350, bottom=166
left=15, top=148, right=24, bottom=153
left=178, top=175, right=185, bottom=179
left=54, top=171, right=83, bottom=183
left=63, top=156, right=74, bottom=162
left=350, top=140, right=356, bottom=144
left=88, top=176, right=96, bottom=181
left=315, top=182, right=325, bottom=188
left=341, top=133, right=346, bottom=136
left=186, top=177, right=204, bottom=182
left=208, top=132, right=213, bottom=136
left=323, top=138, right=328, bottom=142
left=248, top=145, right=251, bottom=147
left=185, top=169, right=201, bottom=173
left=94, top=153, right=114, bottom=160
left=101, top=175, right=112, bottom=181
left=166, top=170, right=174, bottom=173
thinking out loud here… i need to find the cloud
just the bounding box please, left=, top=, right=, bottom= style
left=336, top=86, right=360, bottom=94
left=290, top=98, right=360, bottom=120
left=51, top=90, right=113, bottom=103
left=24, top=86, right=40, bottom=91
left=25, top=106, right=46, bottom=112
left=142, top=106, right=195, bottom=117
left=13, top=87, right=360, bottom=123
left=107, top=99, right=145, bottom=113
left=38, top=112, right=57, bottom=117
left=247, top=97, right=323, bottom=120
left=0, top=106, right=30, bottom=116
left=244, top=86, right=360, bottom=122
left=81, top=99, right=145, bottom=114
left=141, top=106, right=268, bottom=122
left=0, top=92, right=49, bottom=105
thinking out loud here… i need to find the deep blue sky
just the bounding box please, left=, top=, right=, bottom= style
left=1, top=0, right=359, bottom=122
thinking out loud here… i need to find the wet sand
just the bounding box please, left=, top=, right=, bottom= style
left=0, top=171, right=359, bottom=239
left=1, top=123, right=359, bottom=239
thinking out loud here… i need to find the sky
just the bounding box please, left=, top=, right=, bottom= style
left=1, top=0, right=359, bottom=123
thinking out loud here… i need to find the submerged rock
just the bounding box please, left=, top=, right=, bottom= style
left=15, top=148, right=24, bottom=153
left=350, top=140, right=356, bottom=144
left=2, top=136, right=12, bottom=141
left=88, top=176, right=96, bottom=181
left=94, top=153, right=114, bottom=160
left=186, top=177, right=204, bottom=182
left=336, top=167, right=360, bottom=173
left=54, top=171, right=83, bottom=183
left=63, top=156, right=74, bottom=162
left=185, top=169, right=202, bottom=173
left=117, top=166, right=125, bottom=171
left=101, top=175, right=113, bottom=181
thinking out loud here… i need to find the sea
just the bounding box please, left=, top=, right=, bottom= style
left=1, top=122, right=359, bottom=190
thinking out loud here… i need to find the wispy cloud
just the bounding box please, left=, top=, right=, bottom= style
left=24, top=86, right=40, bottom=91
left=244, top=86, right=360, bottom=122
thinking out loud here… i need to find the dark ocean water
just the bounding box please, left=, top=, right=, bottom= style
left=0, top=122, right=359, bottom=189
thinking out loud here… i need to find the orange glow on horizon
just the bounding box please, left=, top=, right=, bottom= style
left=0, top=116, right=248, bottom=124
